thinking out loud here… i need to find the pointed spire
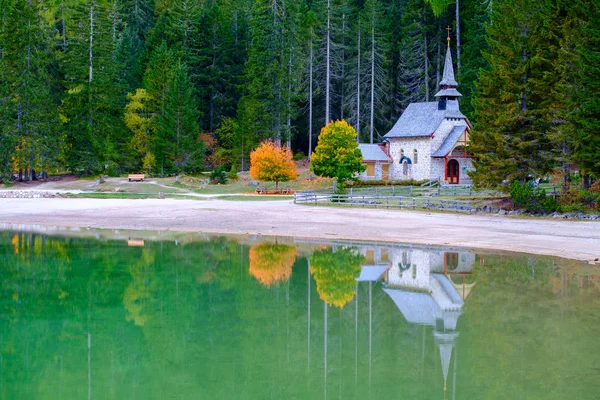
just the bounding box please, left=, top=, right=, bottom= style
left=440, top=45, right=458, bottom=88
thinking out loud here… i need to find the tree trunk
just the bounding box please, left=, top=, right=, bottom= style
left=356, top=25, right=361, bottom=141
left=424, top=33, right=429, bottom=102
left=308, top=32, right=314, bottom=159
left=436, top=21, right=441, bottom=87
left=89, top=5, right=94, bottom=83
left=287, top=50, right=292, bottom=148
left=340, top=12, right=346, bottom=120
left=369, top=20, right=375, bottom=144
left=325, top=0, right=331, bottom=125
left=456, top=0, right=461, bottom=72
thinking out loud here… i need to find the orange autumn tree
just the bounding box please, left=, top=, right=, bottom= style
left=249, top=243, right=298, bottom=287
left=250, top=140, right=297, bottom=190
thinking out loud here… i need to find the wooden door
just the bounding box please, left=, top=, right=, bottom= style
left=382, top=164, right=389, bottom=181
left=447, top=159, right=459, bottom=184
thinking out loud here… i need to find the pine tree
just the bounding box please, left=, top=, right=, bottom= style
left=155, top=60, right=201, bottom=174
left=61, top=0, right=125, bottom=173
left=458, top=0, right=490, bottom=117
left=571, top=0, right=600, bottom=181
left=2, top=0, right=58, bottom=180
left=397, top=0, right=431, bottom=110
left=469, top=0, right=555, bottom=188
left=0, top=0, right=14, bottom=181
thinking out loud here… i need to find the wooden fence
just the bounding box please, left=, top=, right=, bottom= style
left=294, top=191, right=473, bottom=212
left=301, top=184, right=498, bottom=198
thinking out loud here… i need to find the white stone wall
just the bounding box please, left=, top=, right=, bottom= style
left=386, top=118, right=469, bottom=182
left=358, top=162, right=385, bottom=181
left=388, top=138, right=432, bottom=181
left=386, top=249, right=433, bottom=291
left=431, top=159, right=445, bottom=182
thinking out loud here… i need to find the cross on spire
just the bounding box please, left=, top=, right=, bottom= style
left=446, top=26, right=451, bottom=46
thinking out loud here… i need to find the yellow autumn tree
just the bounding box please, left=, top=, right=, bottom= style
left=250, top=140, right=297, bottom=190
left=249, top=243, right=297, bottom=287
left=310, top=247, right=364, bottom=308
left=124, top=88, right=156, bottom=174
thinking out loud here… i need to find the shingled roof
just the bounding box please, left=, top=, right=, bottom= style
left=439, top=46, right=458, bottom=87
left=432, top=125, right=467, bottom=157
left=358, top=144, right=391, bottom=162
left=384, top=102, right=445, bottom=138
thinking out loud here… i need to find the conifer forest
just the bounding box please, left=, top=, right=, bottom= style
left=0, top=0, right=598, bottom=186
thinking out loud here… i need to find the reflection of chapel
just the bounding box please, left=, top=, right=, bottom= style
left=355, top=245, right=477, bottom=395
left=358, top=39, right=473, bottom=184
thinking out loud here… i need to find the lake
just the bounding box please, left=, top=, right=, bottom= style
left=1, top=230, right=599, bottom=399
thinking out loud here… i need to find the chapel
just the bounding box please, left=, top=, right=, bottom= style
left=358, top=40, right=473, bottom=184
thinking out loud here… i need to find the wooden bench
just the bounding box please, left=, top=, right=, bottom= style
left=128, top=174, right=145, bottom=182
left=255, top=186, right=294, bottom=195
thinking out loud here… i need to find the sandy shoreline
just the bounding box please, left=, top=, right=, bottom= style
left=0, top=197, right=599, bottom=262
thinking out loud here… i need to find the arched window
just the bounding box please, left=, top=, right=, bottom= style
left=413, top=149, right=418, bottom=164
left=402, top=160, right=409, bottom=176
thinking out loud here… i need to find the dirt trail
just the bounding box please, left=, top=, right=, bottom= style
left=0, top=198, right=599, bottom=262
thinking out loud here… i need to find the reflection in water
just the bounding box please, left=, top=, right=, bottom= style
left=248, top=243, right=297, bottom=287
left=380, top=247, right=476, bottom=395
left=310, top=247, right=364, bottom=307
left=1, top=232, right=600, bottom=399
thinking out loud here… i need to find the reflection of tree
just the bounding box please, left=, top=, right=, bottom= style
left=249, top=243, right=297, bottom=287
left=310, top=247, right=364, bottom=308
left=123, top=249, right=156, bottom=326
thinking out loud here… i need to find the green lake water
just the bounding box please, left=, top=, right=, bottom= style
left=1, top=231, right=599, bottom=399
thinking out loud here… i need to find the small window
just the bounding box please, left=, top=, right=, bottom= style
left=400, top=149, right=404, bottom=158
left=413, top=149, right=418, bottom=164
left=366, top=163, right=375, bottom=177
left=381, top=248, right=389, bottom=263
left=366, top=249, right=375, bottom=264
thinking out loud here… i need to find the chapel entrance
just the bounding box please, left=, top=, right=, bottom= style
left=447, top=159, right=459, bottom=184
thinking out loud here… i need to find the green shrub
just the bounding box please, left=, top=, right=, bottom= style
left=351, top=179, right=428, bottom=187
left=209, top=168, right=228, bottom=184
left=509, top=180, right=558, bottom=213
left=293, top=152, right=306, bottom=161
left=228, top=165, right=238, bottom=180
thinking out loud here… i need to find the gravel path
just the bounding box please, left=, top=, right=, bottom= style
left=0, top=197, right=598, bottom=262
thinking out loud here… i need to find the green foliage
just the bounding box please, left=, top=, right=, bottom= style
left=509, top=180, right=558, bottom=213
left=124, top=88, right=155, bottom=168
left=351, top=178, right=428, bottom=187
left=209, top=167, right=228, bottom=184
left=292, top=152, right=305, bottom=161
left=557, top=183, right=600, bottom=212
left=61, top=0, right=126, bottom=174
left=155, top=60, right=202, bottom=175
left=311, top=120, right=365, bottom=187
left=0, top=0, right=598, bottom=184
left=228, top=165, right=238, bottom=180
left=468, top=0, right=555, bottom=189
left=424, top=0, right=451, bottom=17
left=310, top=247, right=364, bottom=308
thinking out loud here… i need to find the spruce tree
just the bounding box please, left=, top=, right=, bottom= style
left=571, top=0, right=600, bottom=180
left=61, top=0, right=125, bottom=173
left=2, top=0, right=58, bottom=180
left=156, top=60, right=201, bottom=174
left=469, top=0, right=555, bottom=188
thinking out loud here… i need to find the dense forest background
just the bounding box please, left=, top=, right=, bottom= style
left=0, top=0, right=598, bottom=186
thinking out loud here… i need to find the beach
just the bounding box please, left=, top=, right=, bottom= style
left=0, top=197, right=599, bottom=262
